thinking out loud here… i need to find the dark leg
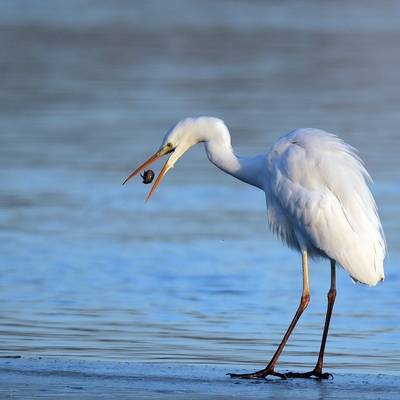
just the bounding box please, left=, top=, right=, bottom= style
left=229, top=250, right=311, bottom=379
left=286, top=260, right=336, bottom=379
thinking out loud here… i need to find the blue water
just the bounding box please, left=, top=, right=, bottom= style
left=1, top=0, right=399, bottom=375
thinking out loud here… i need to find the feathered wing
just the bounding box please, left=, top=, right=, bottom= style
left=265, top=128, right=386, bottom=286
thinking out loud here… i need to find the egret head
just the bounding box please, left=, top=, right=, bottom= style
left=123, top=118, right=201, bottom=201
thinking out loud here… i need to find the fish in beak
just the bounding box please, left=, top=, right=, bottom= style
left=123, top=143, right=175, bottom=202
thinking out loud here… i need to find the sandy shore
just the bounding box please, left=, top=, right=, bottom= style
left=0, top=357, right=399, bottom=399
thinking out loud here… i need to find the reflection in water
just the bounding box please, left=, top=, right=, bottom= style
left=0, top=0, right=399, bottom=375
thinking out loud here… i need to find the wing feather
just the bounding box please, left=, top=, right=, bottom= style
left=265, top=128, right=385, bottom=286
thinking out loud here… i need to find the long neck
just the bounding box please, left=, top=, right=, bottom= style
left=195, top=118, right=266, bottom=189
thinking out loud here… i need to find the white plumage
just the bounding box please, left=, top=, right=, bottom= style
left=124, top=116, right=386, bottom=379
left=265, top=128, right=386, bottom=286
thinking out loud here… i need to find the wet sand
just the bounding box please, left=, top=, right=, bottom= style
left=0, top=357, right=398, bottom=399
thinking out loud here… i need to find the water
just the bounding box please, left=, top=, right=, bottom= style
left=1, top=0, right=400, bottom=376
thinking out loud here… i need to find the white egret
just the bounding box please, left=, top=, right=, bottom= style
left=123, top=117, right=386, bottom=380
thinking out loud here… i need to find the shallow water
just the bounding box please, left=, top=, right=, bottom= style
left=1, top=0, right=400, bottom=376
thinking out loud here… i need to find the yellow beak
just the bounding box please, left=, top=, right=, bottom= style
left=123, top=144, right=175, bottom=202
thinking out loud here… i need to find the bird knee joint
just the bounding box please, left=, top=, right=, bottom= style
left=327, top=289, right=336, bottom=301
left=300, top=294, right=310, bottom=309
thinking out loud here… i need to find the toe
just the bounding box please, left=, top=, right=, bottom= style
left=228, top=369, right=287, bottom=380
left=284, top=370, right=333, bottom=379
left=317, top=372, right=333, bottom=380
left=228, top=372, right=265, bottom=379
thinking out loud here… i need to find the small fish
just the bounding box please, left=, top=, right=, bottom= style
left=141, top=169, right=155, bottom=184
